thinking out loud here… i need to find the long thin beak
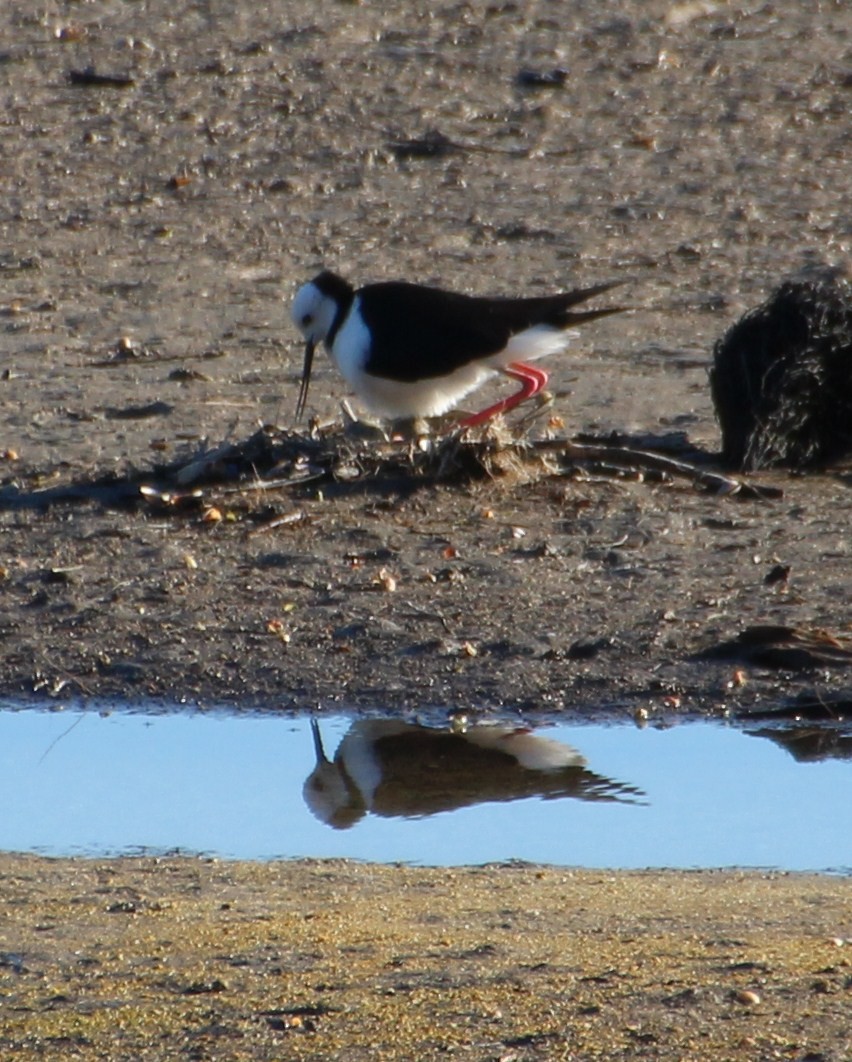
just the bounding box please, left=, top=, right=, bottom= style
left=310, top=719, right=328, bottom=764
left=295, top=337, right=316, bottom=421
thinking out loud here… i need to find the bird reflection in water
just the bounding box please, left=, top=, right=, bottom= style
left=304, top=719, right=645, bottom=829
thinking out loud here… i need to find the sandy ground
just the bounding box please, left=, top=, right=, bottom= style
left=1, top=854, right=850, bottom=1061
left=1, top=1, right=851, bottom=1057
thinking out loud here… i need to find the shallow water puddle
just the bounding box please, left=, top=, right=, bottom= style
left=0, top=708, right=849, bottom=871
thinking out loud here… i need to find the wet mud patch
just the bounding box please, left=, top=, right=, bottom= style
left=1, top=0, right=851, bottom=719
left=0, top=418, right=850, bottom=717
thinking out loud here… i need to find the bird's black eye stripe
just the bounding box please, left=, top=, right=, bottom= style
left=301, top=313, right=313, bottom=326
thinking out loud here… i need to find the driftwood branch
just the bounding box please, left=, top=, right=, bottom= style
left=531, top=439, right=783, bottom=500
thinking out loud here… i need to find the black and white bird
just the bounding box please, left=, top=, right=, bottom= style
left=303, top=719, right=642, bottom=830
left=291, top=271, right=624, bottom=426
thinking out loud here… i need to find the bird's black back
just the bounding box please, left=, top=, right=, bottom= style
left=357, top=280, right=622, bottom=382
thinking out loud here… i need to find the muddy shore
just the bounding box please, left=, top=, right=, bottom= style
left=2, top=0, right=851, bottom=717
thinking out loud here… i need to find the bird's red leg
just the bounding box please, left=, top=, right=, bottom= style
left=459, top=362, right=549, bottom=428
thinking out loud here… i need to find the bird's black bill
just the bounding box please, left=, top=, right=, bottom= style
left=310, top=719, right=328, bottom=763
left=295, top=338, right=315, bottom=421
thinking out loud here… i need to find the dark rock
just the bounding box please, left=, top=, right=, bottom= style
left=710, top=273, right=852, bottom=469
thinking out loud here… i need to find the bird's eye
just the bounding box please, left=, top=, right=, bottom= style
left=301, top=313, right=313, bottom=326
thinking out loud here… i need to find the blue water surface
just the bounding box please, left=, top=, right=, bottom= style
left=0, top=707, right=849, bottom=871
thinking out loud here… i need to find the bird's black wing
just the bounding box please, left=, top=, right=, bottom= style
left=358, top=281, right=621, bottom=383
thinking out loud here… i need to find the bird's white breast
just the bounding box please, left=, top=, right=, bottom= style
left=329, top=295, right=372, bottom=383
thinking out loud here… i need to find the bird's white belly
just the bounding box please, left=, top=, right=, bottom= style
left=330, top=302, right=493, bottom=418
left=358, top=361, right=494, bottom=418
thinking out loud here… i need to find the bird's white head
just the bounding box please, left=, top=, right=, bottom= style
left=291, top=271, right=354, bottom=420
left=291, top=279, right=337, bottom=348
